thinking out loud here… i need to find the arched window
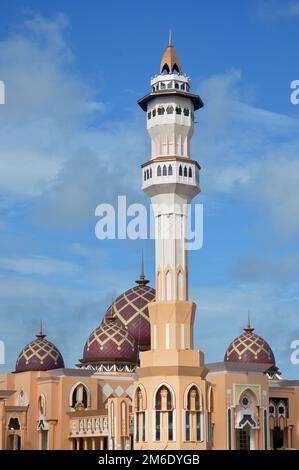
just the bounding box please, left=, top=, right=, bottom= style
left=175, top=82, right=179, bottom=89
left=162, top=165, right=167, bottom=176
left=166, top=105, right=174, bottom=114
left=168, top=165, right=173, bottom=176
left=149, top=167, right=152, bottom=178
left=161, top=64, right=170, bottom=74
left=184, top=166, right=187, bottom=177
left=155, top=386, right=174, bottom=441
left=176, top=106, right=182, bottom=115
left=156, top=270, right=162, bottom=301
left=161, top=82, right=166, bottom=89
left=188, top=167, right=192, bottom=178
left=166, top=270, right=171, bottom=300
left=167, top=82, right=172, bottom=89
left=184, top=385, right=202, bottom=442
left=147, top=169, right=150, bottom=179
left=183, top=108, right=190, bottom=117
left=147, top=111, right=151, bottom=120
left=179, top=165, right=183, bottom=176
left=135, top=387, right=146, bottom=443
left=157, top=165, right=161, bottom=176
left=177, top=271, right=183, bottom=301
left=180, top=83, right=185, bottom=90
left=71, top=383, right=88, bottom=410
left=38, top=395, right=46, bottom=416
left=207, top=387, right=214, bottom=444
left=144, top=171, right=147, bottom=181
left=152, top=109, right=156, bottom=117
left=8, top=417, right=20, bottom=431
left=121, top=401, right=127, bottom=449
left=158, top=107, right=165, bottom=115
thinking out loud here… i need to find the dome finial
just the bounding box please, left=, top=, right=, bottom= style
left=136, top=252, right=149, bottom=286
left=36, top=320, right=46, bottom=339
left=244, top=311, right=254, bottom=333
left=160, top=34, right=182, bottom=75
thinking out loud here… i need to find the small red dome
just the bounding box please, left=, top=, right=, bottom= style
left=224, top=323, right=275, bottom=365
left=103, top=269, right=155, bottom=350
left=81, top=315, right=138, bottom=365
left=15, top=331, right=64, bottom=373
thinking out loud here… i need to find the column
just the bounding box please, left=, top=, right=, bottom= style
left=83, top=438, right=88, bottom=450
left=92, top=438, right=96, bottom=450
left=0, top=400, right=5, bottom=450
left=48, top=421, right=56, bottom=450
left=288, top=426, right=293, bottom=449
left=100, top=437, right=104, bottom=450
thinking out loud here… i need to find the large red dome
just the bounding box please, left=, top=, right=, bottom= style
left=81, top=315, right=138, bottom=365
left=15, top=331, right=64, bottom=373
left=103, top=271, right=155, bottom=350
left=224, top=323, right=275, bottom=365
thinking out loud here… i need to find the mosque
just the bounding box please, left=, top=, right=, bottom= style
left=0, top=37, right=299, bottom=451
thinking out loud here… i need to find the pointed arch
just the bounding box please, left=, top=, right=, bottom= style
left=69, top=382, right=90, bottom=409
left=134, top=384, right=147, bottom=411
left=176, top=266, right=184, bottom=301
left=153, top=382, right=176, bottom=409
left=156, top=269, right=162, bottom=301
left=164, top=267, right=172, bottom=301
left=157, top=165, right=161, bottom=176
left=183, top=383, right=202, bottom=410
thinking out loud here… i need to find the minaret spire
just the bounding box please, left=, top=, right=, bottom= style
left=168, top=30, right=172, bottom=47
left=135, top=252, right=149, bottom=286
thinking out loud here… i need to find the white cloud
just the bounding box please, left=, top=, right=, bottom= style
left=0, top=255, right=79, bottom=276
left=259, top=0, right=299, bottom=18
left=191, top=282, right=299, bottom=377
left=194, top=69, right=299, bottom=236
left=0, top=14, right=104, bottom=203
left=248, top=153, right=299, bottom=236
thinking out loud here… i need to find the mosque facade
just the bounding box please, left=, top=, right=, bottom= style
left=0, top=38, right=299, bottom=451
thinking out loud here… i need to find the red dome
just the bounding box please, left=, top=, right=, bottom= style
left=81, top=315, right=138, bottom=365
left=224, top=323, right=275, bottom=365
left=15, top=331, right=64, bottom=373
left=103, top=271, right=155, bottom=350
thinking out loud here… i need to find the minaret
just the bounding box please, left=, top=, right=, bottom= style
left=139, top=34, right=203, bottom=303
left=134, top=37, right=209, bottom=450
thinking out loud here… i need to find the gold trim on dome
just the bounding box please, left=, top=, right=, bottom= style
left=111, top=290, right=152, bottom=327
left=86, top=324, right=135, bottom=351
left=226, top=332, right=272, bottom=360
left=16, top=338, right=61, bottom=366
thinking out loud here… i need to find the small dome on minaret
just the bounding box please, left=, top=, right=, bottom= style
left=160, top=31, right=182, bottom=74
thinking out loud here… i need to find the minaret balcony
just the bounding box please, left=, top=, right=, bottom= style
left=141, top=157, right=200, bottom=197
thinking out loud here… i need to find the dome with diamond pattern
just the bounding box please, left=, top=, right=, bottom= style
left=15, top=326, right=64, bottom=373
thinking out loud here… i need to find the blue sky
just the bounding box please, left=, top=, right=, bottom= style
left=0, top=0, right=299, bottom=377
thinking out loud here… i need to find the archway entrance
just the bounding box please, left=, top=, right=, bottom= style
left=236, top=424, right=251, bottom=450
left=272, top=427, right=284, bottom=449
